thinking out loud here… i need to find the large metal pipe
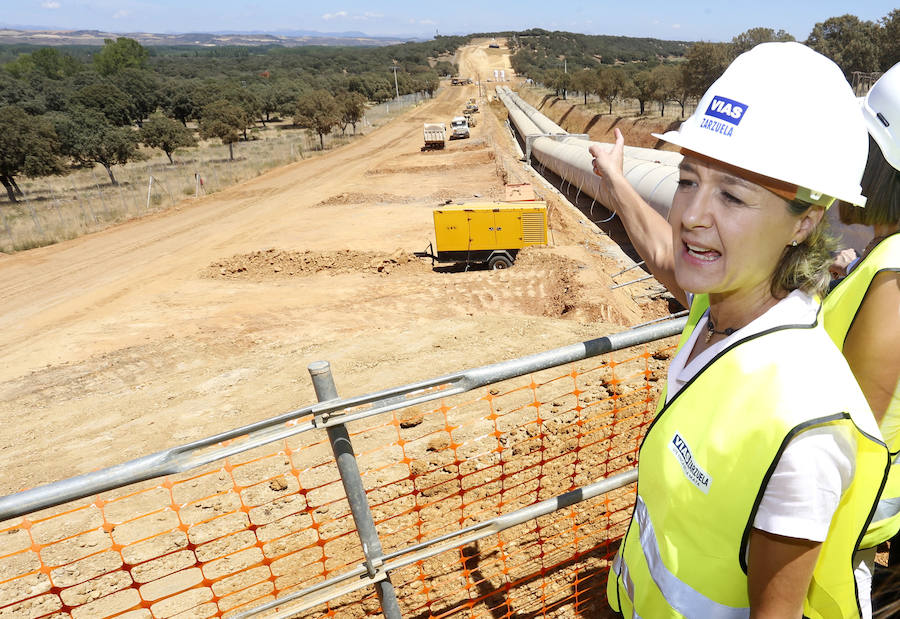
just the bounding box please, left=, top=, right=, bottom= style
left=508, top=107, right=542, bottom=138
left=499, top=87, right=678, bottom=217
left=502, top=86, right=566, bottom=135
left=530, top=136, right=677, bottom=217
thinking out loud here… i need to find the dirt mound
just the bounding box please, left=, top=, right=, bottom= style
left=314, top=192, right=411, bottom=207
left=368, top=151, right=495, bottom=176
left=452, top=139, right=491, bottom=152
left=204, top=248, right=430, bottom=279
left=509, top=247, right=630, bottom=325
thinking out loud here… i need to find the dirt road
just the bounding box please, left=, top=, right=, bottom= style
left=0, top=40, right=667, bottom=497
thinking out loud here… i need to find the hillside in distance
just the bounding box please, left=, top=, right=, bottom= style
left=0, top=27, right=415, bottom=47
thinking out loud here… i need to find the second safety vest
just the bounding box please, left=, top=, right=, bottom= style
left=607, top=295, right=888, bottom=618
left=824, top=232, right=900, bottom=549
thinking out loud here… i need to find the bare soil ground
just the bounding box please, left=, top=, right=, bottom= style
left=0, top=40, right=676, bottom=618
left=0, top=41, right=670, bottom=497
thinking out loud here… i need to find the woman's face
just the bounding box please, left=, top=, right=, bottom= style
left=670, top=156, right=814, bottom=302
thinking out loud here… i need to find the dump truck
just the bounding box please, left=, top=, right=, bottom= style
left=414, top=202, right=548, bottom=270
left=449, top=116, right=470, bottom=140
left=422, top=122, right=446, bottom=150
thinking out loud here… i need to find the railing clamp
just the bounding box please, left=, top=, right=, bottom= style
left=363, top=553, right=384, bottom=579
left=361, top=542, right=384, bottom=578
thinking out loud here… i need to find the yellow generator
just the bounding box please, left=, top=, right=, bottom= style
left=415, top=202, right=548, bottom=269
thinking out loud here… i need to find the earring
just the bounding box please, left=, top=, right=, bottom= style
left=791, top=240, right=798, bottom=247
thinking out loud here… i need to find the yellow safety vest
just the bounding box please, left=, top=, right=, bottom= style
left=608, top=295, right=888, bottom=618
left=824, top=232, right=900, bottom=549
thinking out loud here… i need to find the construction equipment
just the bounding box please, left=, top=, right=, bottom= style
left=422, top=122, right=446, bottom=150
left=414, top=202, right=548, bottom=270
left=449, top=116, right=470, bottom=140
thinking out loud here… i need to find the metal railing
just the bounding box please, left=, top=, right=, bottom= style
left=0, top=316, right=685, bottom=618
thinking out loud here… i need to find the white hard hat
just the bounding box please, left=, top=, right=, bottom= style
left=654, top=42, right=869, bottom=206
left=862, top=62, right=900, bottom=172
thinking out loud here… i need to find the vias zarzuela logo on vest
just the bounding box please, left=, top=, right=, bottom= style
left=669, top=432, right=712, bottom=493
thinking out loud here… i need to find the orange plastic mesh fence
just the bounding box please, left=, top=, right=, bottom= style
left=0, top=341, right=674, bottom=619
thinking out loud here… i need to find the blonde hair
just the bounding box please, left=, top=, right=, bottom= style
left=770, top=202, right=836, bottom=298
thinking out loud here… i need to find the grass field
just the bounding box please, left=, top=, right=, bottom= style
left=0, top=92, right=431, bottom=254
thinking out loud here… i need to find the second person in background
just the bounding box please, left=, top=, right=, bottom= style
left=823, top=62, right=900, bottom=569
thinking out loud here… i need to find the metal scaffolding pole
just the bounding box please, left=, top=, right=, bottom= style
left=308, top=361, right=403, bottom=619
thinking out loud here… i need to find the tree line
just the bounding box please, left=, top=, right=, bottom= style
left=514, top=12, right=899, bottom=117
left=0, top=36, right=462, bottom=202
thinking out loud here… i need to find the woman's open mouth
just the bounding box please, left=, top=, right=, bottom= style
left=684, top=242, right=721, bottom=262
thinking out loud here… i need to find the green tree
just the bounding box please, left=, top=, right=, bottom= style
left=293, top=89, right=341, bottom=149
left=879, top=9, right=900, bottom=69
left=547, top=69, right=572, bottom=99
left=93, top=37, right=149, bottom=76
left=251, top=81, right=280, bottom=124
left=650, top=64, right=679, bottom=116
left=4, top=47, right=80, bottom=80
left=806, top=15, right=881, bottom=78
left=199, top=101, right=246, bottom=160
left=682, top=42, right=730, bottom=98
left=226, top=85, right=261, bottom=136
left=0, top=71, right=32, bottom=107
left=113, top=68, right=160, bottom=127
left=597, top=67, right=626, bottom=114
left=71, top=82, right=133, bottom=126
left=730, top=27, right=795, bottom=58
left=0, top=106, right=66, bottom=203
left=52, top=106, right=143, bottom=185
left=419, top=73, right=440, bottom=97
left=141, top=112, right=197, bottom=164
left=160, top=78, right=199, bottom=126
left=571, top=69, right=600, bottom=105
left=192, top=81, right=259, bottom=136
left=631, top=70, right=656, bottom=115
left=338, top=90, right=367, bottom=135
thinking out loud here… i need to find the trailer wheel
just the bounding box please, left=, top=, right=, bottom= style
left=488, top=255, right=513, bottom=270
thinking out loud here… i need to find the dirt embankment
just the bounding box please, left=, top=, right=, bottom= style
left=517, top=90, right=683, bottom=149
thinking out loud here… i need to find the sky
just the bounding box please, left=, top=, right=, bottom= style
left=2, top=0, right=897, bottom=43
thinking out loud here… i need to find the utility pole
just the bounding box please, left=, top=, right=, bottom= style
left=390, top=66, right=400, bottom=100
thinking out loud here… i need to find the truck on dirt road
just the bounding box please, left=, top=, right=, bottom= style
left=422, top=122, right=446, bottom=150
left=415, top=202, right=548, bottom=270
left=449, top=116, right=470, bottom=140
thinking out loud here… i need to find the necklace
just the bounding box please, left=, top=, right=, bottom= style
left=705, top=316, right=736, bottom=343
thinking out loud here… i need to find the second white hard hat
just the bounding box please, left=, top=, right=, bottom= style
left=654, top=42, right=869, bottom=207
left=863, top=62, right=900, bottom=172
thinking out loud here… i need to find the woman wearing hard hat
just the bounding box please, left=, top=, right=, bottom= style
left=824, top=62, right=900, bottom=571
left=589, top=43, right=888, bottom=617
